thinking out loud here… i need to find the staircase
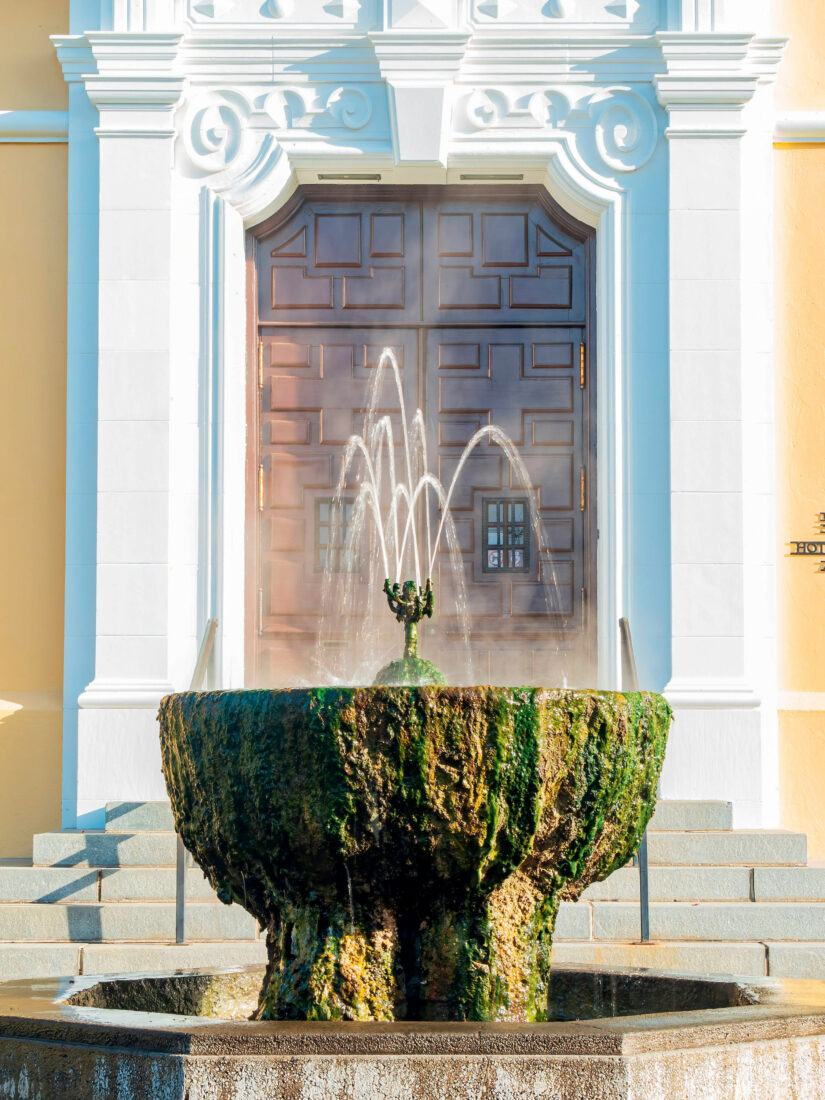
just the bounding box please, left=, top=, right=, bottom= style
left=1, top=800, right=824, bottom=982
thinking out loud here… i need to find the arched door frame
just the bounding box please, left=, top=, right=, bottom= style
left=244, top=183, right=599, bottom=684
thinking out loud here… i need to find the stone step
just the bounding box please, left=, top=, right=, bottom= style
left=553, top=940, right=825, bottom=982
left=33, top=826, right=806, bottom=872
left=100, top=867, right=217, bottom=902
left=648, top=800, right=733, bottom=833
left=0, top=941, right=266, bottom=982
left=0, top=902, right=258, bottom=943
left=16, top=864, right=825, bottom=908
left=0, top=865, right=218, bottom=903
left=752, top=867, right=825, bottom=901
left=32, top=831, right=177, bottom=868
left=6, top=937, right=823, bottom=985
left=646, top=830, right=807, bottom=867
left=764, top=942, right=825, bottom=980
left=581, top=865, right=752, bottom=902
left=97, top=800, right=734, bottom=838
left=26, top=863, right=825, bottom=907
left=105, top=801, right=174, bottom=833
left=551, top=940, right=769, bottom=978
left=572, top=901, right=825, bottom=942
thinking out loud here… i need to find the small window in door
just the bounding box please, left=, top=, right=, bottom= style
left=483, top=499, right=529, bottom=573
left=315, top=498, right=356, bottom=572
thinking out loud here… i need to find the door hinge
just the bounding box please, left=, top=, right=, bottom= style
left=580, top=467, right=586, bottom=512
left=579, top=342, right=586, bottom=390
left=257, top=340, right=264, bottom=389
left=257, top=464, right=265, bottom=511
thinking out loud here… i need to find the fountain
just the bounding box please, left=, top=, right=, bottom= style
left=157, top=350, right=671, bottom=1023
left=6, top=353, right=825, bottom=1098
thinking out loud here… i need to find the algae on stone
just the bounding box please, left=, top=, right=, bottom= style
left=158, top=687, right=670, bottom=1023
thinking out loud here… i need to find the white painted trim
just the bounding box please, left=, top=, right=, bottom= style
left=775, top=112, right=825, bottom=144
left=78, top=681, right=176, bottom=708
left=665, top=681, right=762, bottom=710
left=779, top=692, right=825, bottom=712
left=0, top=109, right=68, bottom=142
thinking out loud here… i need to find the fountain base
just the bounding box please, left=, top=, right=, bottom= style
left=4, top=965, right=825, bottom=1099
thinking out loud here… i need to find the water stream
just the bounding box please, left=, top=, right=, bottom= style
left=312, top=349, right=567, bottom=686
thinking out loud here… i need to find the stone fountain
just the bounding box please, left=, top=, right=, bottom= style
left=159, top=675, right=669, bottom=1023
left=158, top=349, right=672, bottom=1023
left=6, top=350, right=822, bottom=1097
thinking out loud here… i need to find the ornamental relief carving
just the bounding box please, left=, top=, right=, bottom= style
left=471, top=0, right=654, bottom=20
left=189, top=0, right=367, bottom=23
left=179, top=83, right=658, bottom=182
left=180, top=86, right=380, bottom=174
left=186, top=0, right=658, bottom=26
left=455, top=85, right=659, bottom=173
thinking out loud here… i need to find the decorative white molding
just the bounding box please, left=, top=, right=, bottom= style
left=386, top=0, right=460, bottom=29
left=775, top=112, right=825, bottom=144
left=78, top=680, right=177, bottom=709
left=370, top=29, right=469, bottom=165
left=0, top=110, right=68, bottom=142
left=654, top=33, right=784, bottom=137
left=469, top=0, right=661, bottom=32
left=665, top=680, right=763, bottom=710
left=188, top=0, right=369, bottom=24
left=454, top=84, right=658, bottom=173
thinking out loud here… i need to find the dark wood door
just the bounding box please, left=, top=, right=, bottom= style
left=250, top=186, right=596, bottom=687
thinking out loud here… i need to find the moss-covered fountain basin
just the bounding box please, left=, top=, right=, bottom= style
left=158, top=687, right=671, bottom=1023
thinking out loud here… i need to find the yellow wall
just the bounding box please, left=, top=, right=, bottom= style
left=0, top=0, right=68, bottom=110
left=774, top=0, right=825, bottom=856
left=0, top=0, right=68, bottom=856
left=773, top=0, right=825, bottom=112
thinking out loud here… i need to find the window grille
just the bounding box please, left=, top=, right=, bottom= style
left=315, top=498, right=356, bottom=572
left=482, top=498, right=529, bottom=573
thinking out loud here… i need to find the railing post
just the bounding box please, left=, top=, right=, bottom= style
left=619, top=617, right=651, bottom=944
left=175, top=618, right=219, bottom=946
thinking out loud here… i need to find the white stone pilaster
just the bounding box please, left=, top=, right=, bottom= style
left=656, top=32, right=783, bottom=825
left=74, top=34, right=187, bottom=825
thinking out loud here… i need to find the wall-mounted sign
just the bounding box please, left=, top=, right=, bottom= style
left=789, top=514, right=825, bottom=572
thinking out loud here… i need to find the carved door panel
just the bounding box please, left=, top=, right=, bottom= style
left=423, top=327, right=588, bottom=685
left=257, top=326, right=419, bottom=687
left=422, top=200, right=586, bottom=325
left=251, top=187, right=595, bottom=687
left=258, top=197, right=422, bottom=326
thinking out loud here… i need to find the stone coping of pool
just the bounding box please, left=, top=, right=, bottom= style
left=2, top=963, right=825, bottom=1056
left=5, top=965, right=825, bottom=1099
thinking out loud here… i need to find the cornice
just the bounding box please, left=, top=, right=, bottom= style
left=52, top=34, right=97, bottom=84
left=369, top=29, right=471, bottom=79
left=460, top=35, right=666, bottom=84
left=653, top=31, right=784, bottom=130
left=85, top=32, right=184, bottom=71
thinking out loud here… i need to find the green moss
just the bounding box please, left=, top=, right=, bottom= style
left=158, top=687, right=671, bottom=1022
left=372, top=656, right=446, bottom=686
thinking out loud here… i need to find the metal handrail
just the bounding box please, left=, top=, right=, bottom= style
left=619, top=617, right=651, bottom=944
left=175, top=618, right=219, bottom=945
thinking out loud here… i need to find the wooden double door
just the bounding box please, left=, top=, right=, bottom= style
left=249, top=186, right=596, bottom=687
